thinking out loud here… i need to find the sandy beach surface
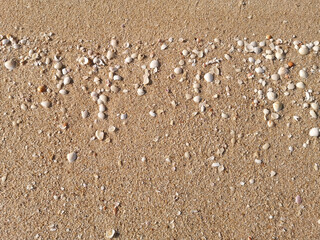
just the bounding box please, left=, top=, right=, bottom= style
left=1, top=1, right=320, bottom=239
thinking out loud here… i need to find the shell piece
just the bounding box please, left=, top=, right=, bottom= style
left=150, top=60, right=160, bottom=69
left=309, top=127, right=319, bottom=137
left=40, top=101, right=52, bottom=108
left=95, top=130, right=105, bottom=140
left=204, top=73, right=214, bottom=82
left=298, top=45, right=309, bottom=55
left=273, top=101, right=283, bottom=112
left=67, top=152, right=77, bottom=163
left=79, top=56, right=89, bottom=65
left=4, top=59, right=17, bottom=70
left=137, top=88, right=145, bottom=96
left=299, top=69, right=308, bottom=79
left=105, top=229, right=116, bottom=239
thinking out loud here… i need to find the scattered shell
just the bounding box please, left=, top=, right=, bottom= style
left=309, top=127, right=319, bottom=137
left=59, top=89, right=68, bottom=95
left=271, top=74, right=280, bottom=81
left=4, top=59, right=17, bottom=70
left=296, top=82, right=305, bottom=89
left=81, top=110, right=89, bottom=119
left=63, top=76, right=72, bottom=85
left=299, top=69, right=308, bottom=79
left=54, top=62, right=63, bottom=70
left=193, top=96, right=201, bottom=103
left=295, top=195, right=302, bottom=204
left=150, top=60, right=160, bottom=69
left=95, top=130, right=105, bottom=140
left=98, top=112, right=106, bottom=119
left=278, top=67, right=288, bottom=75
left=40, top=101, right=51, bottom=108
left=204, top=73, right=214, bottom=82
left=137, top=88, right=145, bottom=96
left=79, top=56, right=89, bottom=65
left=298, top=45, right=309, bottom=55
left=174, top=67, right=183, bottom=74
left=106, top=50, right=115, bottom=60
left=311, top=102, right=319, bottom=111
left=105, top=229, right=116, bottom=239
left=110, top=85, right=119, bottom=93
left=120, top=113, right=127, bottom=120
left=273, top=101, right=283, bottom=112
left=67, top=152, right=77, bottom=163
left=267, top=91, right=277, bottom=101
left=108, top=125, right=116, bottom=133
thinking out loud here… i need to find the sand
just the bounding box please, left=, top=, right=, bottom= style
left=1, top=1, right=320, bottom=239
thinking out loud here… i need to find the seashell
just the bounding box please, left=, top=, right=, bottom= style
left=4, top=59, right=17, bottom=70
left=79, top=56, right=89, bottom=65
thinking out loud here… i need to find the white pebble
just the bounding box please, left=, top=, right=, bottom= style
left=193, top=96, right=201, bottom=103
left=63, top=76, right=72, bottom=85
left=4, top=59, right=17, bottom=70
left=81, top=110, right=89, bottom=119
left=299, top=45, right=309, bottom=55
left=296, top=82, right=305, bottom=89
left=267, top=91, right=277, bottom=101
left=299, top=69, right=308, bottom=79
left=149, top=110, right=156, bottom=117
left=273, top=101, right=283, bottom=112
left=150, top=60, right=160, bottom=69
left=40, top=101, right=51, bottom=108
left=309, top=127, right=319, bottom=137
left=174, top=67, right=183, bottom=74
left=98, top=112, right=106, bottom=119
left=204, top=73, right=214, bottom=82
left=67, top=152, right=77, bottom=163
left=271, top=74, right=280, bottom=81
left=137, top=88, right=145, bottom=96
left=59, top=89, right=68, bottom=95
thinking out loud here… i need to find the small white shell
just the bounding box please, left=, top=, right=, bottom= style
left=79, top=57, right=89, bottom=65
left=137, top=88, right=145, bottom=96
left=271, top=74, right=280, bottom=81
left=174, top=67, right=183, bottom=74
left=98, top=112, right=106, bottom=119
left=298, top=45, right=309, bottom=55
left=255, top=67, right=265, bottom=74
left=267, top=91, right=277, bottom=101
left=95, top=130, right=105, bottom=140
left=67, top=152, right=77, bottom=163
left=296, top=82, right=305, bottom=89
left=63, top=76, right=72, bottom=85
left=81, top=110, right=89, bottom=119
left=40, top=101, right=51, bottom=108
left=105, top=229, right=116, bottom=239
left=299, top=69, right=308, bottom=79
left=273, top=101, right=283, bottom=112
left=59, top=89, right=68, bottom=95
left=193, top=96, right=201, bottom=103
left=278, top=67, right=288, bottom=75
left=309, top=127, right=319, bottom=137
left=204, top=73, right=214, bottom=82
left=4, top=59, right=17, bottom=70
left=150, top=60, right=160, bottom=69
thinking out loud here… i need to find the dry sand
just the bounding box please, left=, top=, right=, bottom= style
left=1, top=1, right=320, bottom=239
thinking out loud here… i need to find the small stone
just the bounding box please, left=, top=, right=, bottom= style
left=204, top=73, right=214, bottom=82
left=105, top=229, right=116, bottom=239
left=309, top=127, right=319, bottom=137
left=271, top=74, right=280, bottom=81
left=4, top=59, right=17, bottom=70
left=299, top=69, right=308, bottom=79
left=262, top=143, right=270, bottom=150
left=59, top=89, right=68, bottom=95
left=98, top=112, right=106, bottom=119
left=267, top=91, right=277, bottom=101
left=298, top=45, right=309, bottom=55
left=278, top=67, right=288, bottom=75
left=67, top=152, right=77, bottom=163
left=40, top=101, right=51, bottom=108
left=193, top=96, right=201, bottom=103
left=150, top=60, right=160, bottom=69
left=54, top=62, right=63, bottom=70
left=108, top=126, right=116, bottom=133
left=174, top=67, right=183, bottom=74
left=120, top=113, right=127, bottom=120
left=295, top=195, right=302, bottom=204
left=95, top=130, right=105, bottom=140
left=63, top=76, right=72, bottom=85
left=296, top=82, right=305, bottom=89
left=110, top=85, right=119, bottom=93
left=137, top=88, right=145, bottom=96
left=81, top=110, right=89, bottom=119
left=273, top=101, right=283, bottom=112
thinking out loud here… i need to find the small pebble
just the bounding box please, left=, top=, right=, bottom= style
left=298, top=45, right=309, bottom=55
left=309, top=127, right=319, bottom=137
left=150, top=60, right=160, bottom=69
left=273, top=101, right=283, bottom=112
left=137, top=88, right=145, bottom=96
left=40, top=101, right=51, bottom=108
left=174, top=67, right=183, bottom=74
left=4, top=59, right=17, bottom=70
left=67, top=152, right=77, bottom=163
left=204, top=73, right=214, bottom=82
